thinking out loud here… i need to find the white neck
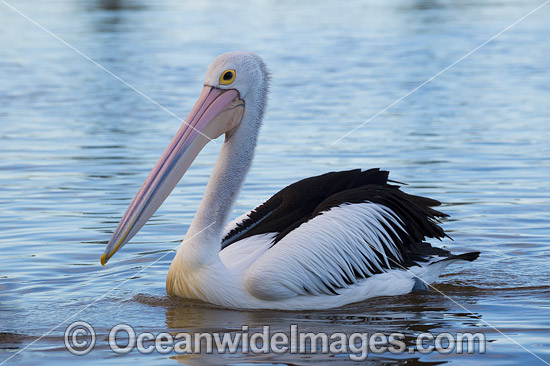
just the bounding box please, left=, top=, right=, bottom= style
left=175, top=87, right=267, bottom=267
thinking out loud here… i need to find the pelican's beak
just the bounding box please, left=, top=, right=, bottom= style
left=101, top=86, right=244, bottom=266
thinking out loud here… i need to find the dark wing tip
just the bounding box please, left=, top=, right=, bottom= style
left=439, top=251, right=480, bottom=263
left=455, top=251, right=481, bottom=262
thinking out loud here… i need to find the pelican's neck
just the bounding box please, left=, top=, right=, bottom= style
left=177, top=88, right=267, bottom=267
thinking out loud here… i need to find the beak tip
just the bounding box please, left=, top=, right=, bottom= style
left=100, top=253, right=107, bottom=267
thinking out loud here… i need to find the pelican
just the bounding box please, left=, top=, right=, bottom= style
left=101, top=52, right=479, bottom=310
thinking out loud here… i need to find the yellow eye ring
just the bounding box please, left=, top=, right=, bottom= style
left=219, top=69, right=236, bottom=85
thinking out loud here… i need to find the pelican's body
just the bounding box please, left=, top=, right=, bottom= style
left=102, top=52, right=479, bottom=310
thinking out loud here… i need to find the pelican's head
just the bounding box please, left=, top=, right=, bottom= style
left=101, top=52, right=268, bottom=266
left=205, top=51, right=269, bottom=103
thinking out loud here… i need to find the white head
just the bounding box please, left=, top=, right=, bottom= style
left=204, top=51, right=269, bottom=101
left=101, top=52, right=269, bottom=265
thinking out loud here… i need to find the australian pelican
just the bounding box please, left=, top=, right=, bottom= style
left=101, top=52, right=479, bottom=310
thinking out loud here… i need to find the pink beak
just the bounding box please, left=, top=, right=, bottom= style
left=101, top=86, right=244, bottom=266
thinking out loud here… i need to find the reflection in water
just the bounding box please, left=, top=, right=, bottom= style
left=129, top=291, right=487, bottom=364
left=1, top=0, right=549, bottom=364
left=92, top=0, right=147, bottom=11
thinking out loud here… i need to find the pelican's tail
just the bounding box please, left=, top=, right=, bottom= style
left=411, top=251, right=480, bottom=293
left=431, top=251, right=480, bottom=264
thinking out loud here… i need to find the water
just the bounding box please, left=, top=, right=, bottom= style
left=1, top=0, right=549, bottom=364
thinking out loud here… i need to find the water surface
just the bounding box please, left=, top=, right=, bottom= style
left=1, top=0, right=549, bottom=364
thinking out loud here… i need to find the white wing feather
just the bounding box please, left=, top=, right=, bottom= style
left=244, top=202, right=408, bottom=300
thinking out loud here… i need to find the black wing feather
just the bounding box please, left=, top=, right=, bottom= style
left=221, top=169, right=387, bottom=248
left=221, top=168, right=448, bottom=258
left=224, top=169, right=480, bottom=297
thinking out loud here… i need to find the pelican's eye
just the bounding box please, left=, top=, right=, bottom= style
left=219, top=69, right=236, bottom=85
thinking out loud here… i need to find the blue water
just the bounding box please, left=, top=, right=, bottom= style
left=1, top=0, right=549, bottom=364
